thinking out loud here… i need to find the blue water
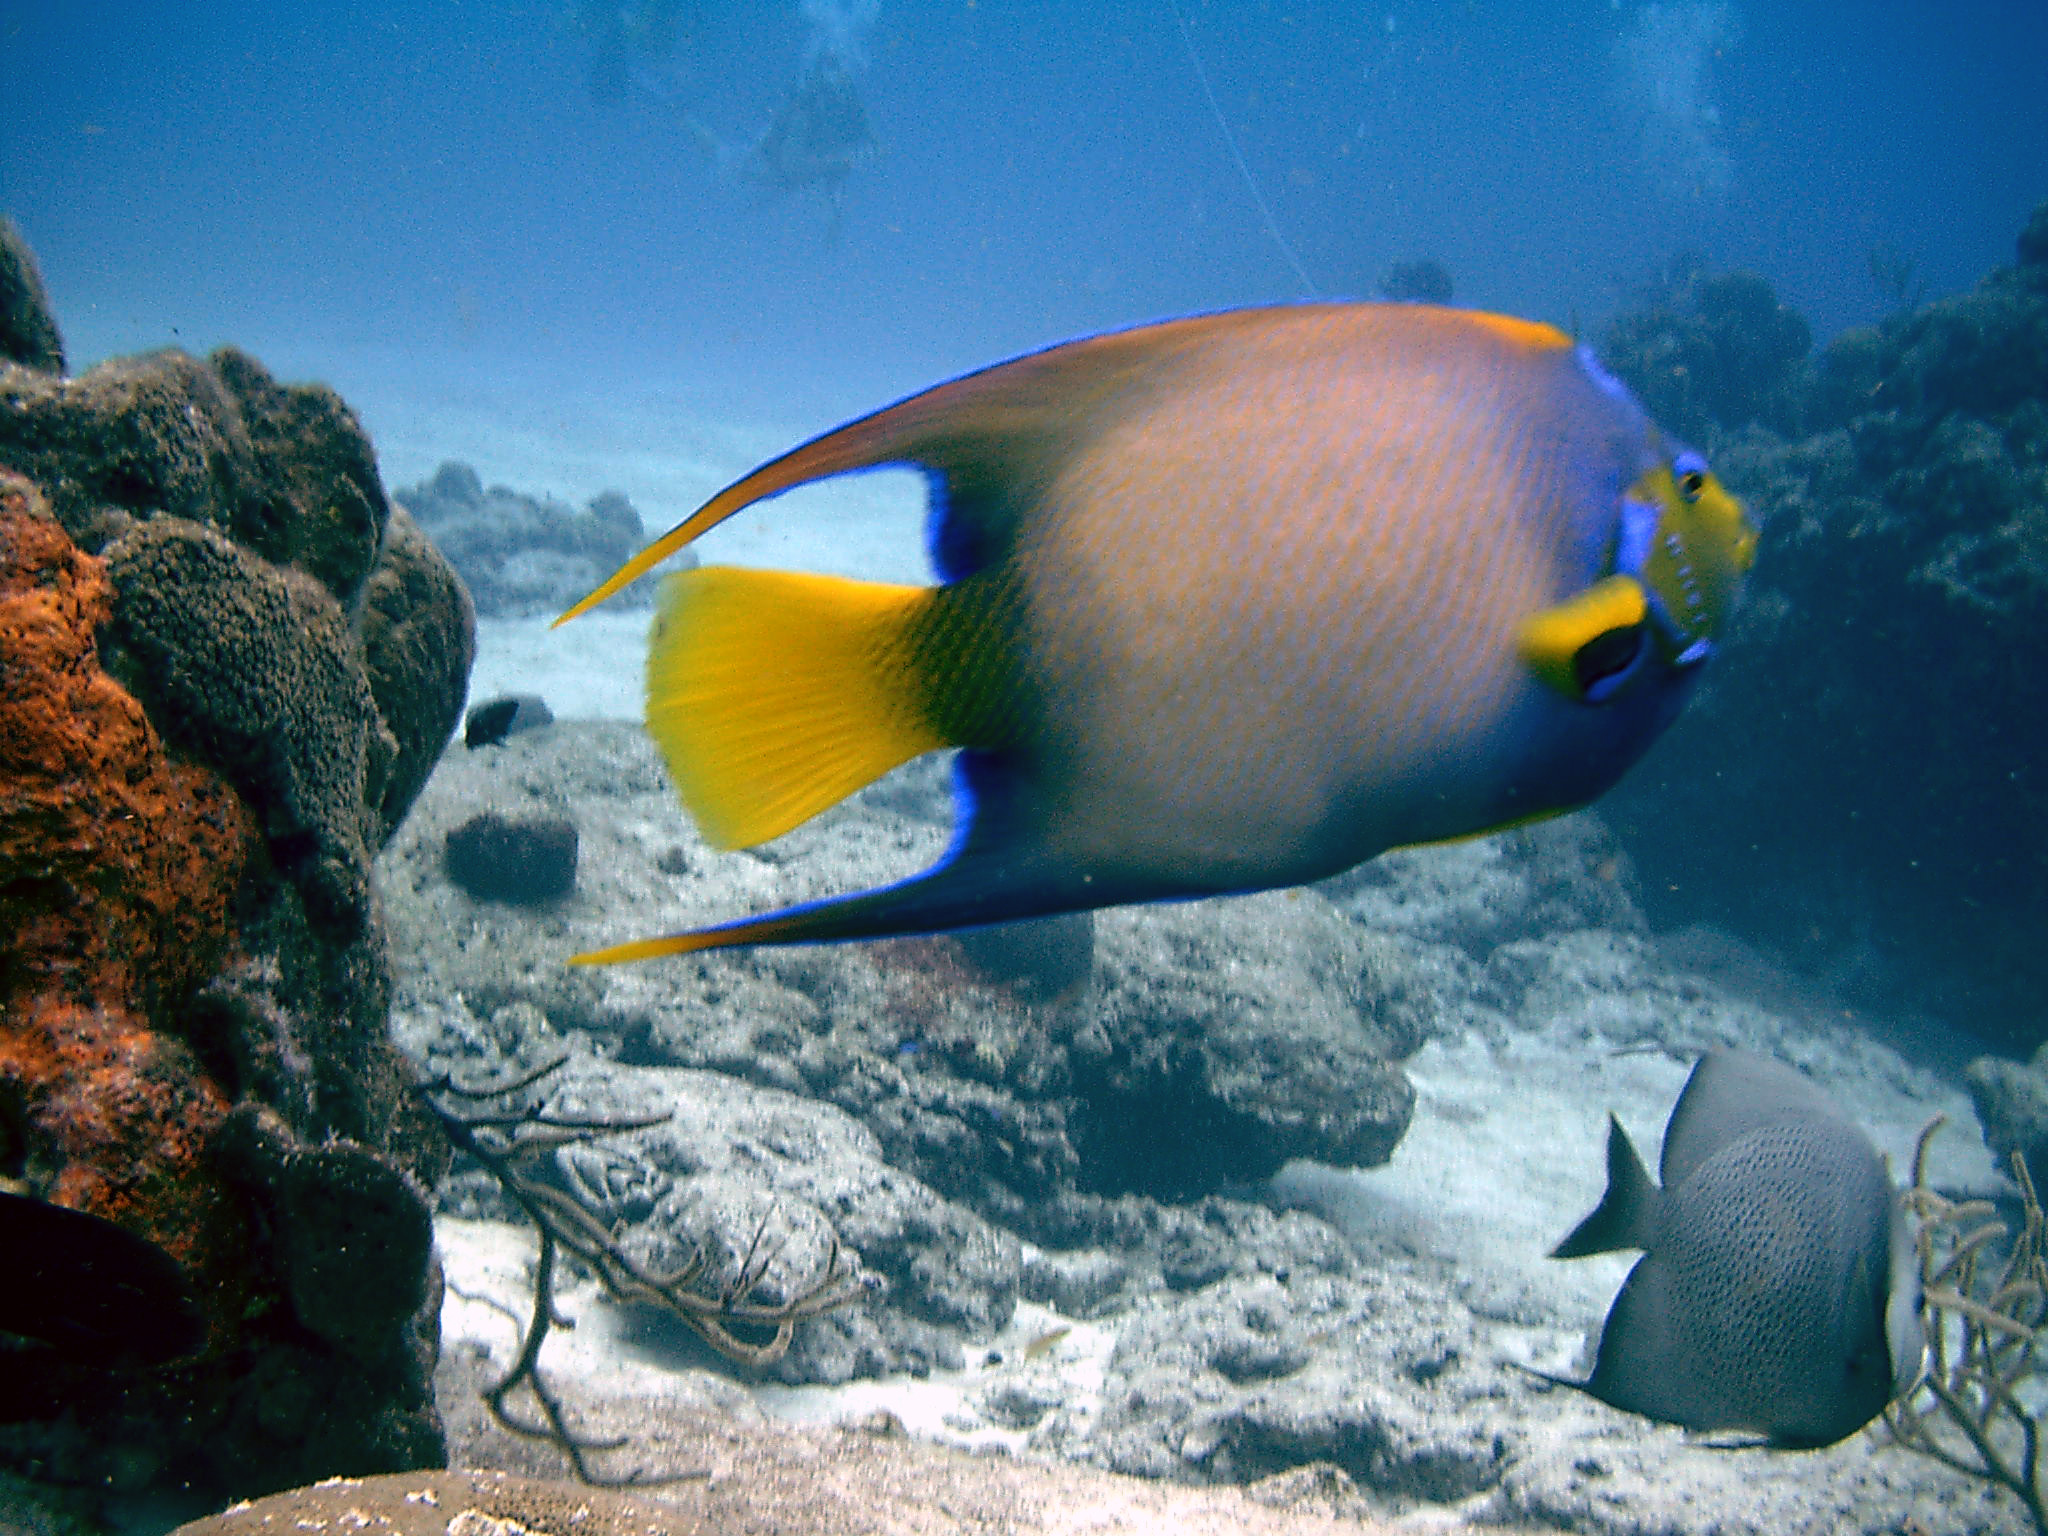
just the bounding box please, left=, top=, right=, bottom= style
left=5, top=0, right=2044, bottom=435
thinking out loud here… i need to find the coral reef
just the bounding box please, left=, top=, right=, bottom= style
left=1599, top=259, right=1812, bottom=440
left=0, top=232, right=473, bottom=1517
left=395, top=460, right=656, bottom=619
left=1966, top=1050, right=2048, bottom=1185
left=1604, top=200, right=2048, bottom=1049
left=373, top=697, right=1999, bottom=1529
left=0, top=219, right=63, bottom=373
left=1377, top=258, right=1453, bottom=306
left=1886, top=1119, right=2048, bottom=1535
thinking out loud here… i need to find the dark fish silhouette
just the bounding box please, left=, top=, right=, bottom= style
left=0, top=1190, right=207, bottom=1365
left=743, top=51, right=876, bottom=194
left=1546, top=1051, right=1924, bottom=1448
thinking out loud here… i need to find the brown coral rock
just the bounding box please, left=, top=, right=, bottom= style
left=0, top=345, right=388, bottom=605
left=358, top=506, right=479, bottom=843
left=170, top=1444, right=1397, bottom=1536
left=0, top=218, right=64, bottom=374
left=0, top=467, right=453, bottom=1504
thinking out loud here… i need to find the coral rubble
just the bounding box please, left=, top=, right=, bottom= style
left=444, top=812, right=581, bottom=904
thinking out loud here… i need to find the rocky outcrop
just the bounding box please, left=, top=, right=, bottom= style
left=394, top=459, right=657, bottom=619
left=1600, top=262, right=1812, bottom=441
left=377, top=720, right=1424, bottom=1385
left=167, top=1454, right=1399, bottom=1536
left=0, top=233, right=472, bottom=1513
left=0, top=218, right=63, bottom=373
left=1964, top=1048, right=2048, bottom=1185
left=379, top=725, right=1422, bottom=1231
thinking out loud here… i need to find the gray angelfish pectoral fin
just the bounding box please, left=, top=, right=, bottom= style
left=572, top=752, right=1152, bottom=962
left=1551, top=1114, right=1661, bottom=1259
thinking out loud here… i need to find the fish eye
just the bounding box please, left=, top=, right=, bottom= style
left=1673, top=451, right=1708, bottom=503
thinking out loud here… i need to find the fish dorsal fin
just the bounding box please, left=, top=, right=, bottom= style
left=1659, top=1050, right=1838, bottom=1189
left=1552, top=1113, right=1661, bottom=1258
left=556, top=304, right=1577, bottom=622
left=556, top=317, right=1230, bottom=624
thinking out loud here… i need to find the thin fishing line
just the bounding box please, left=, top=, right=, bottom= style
left=1167, top=0, right=1319, bottom=298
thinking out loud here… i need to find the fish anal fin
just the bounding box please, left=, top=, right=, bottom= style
left=647, top=565, right=950, bottom=851
left=574, top=751, right=1152, bottom=962
left=1582, top=1254, right=1701, bottom=1426
left=1551, top=1114, right=1661, bottom=1258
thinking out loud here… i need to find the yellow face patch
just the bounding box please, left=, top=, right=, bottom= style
left=1633, top=455, right=1756, bottom=656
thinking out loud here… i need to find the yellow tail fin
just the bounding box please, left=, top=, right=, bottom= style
left=647, top=566, right=949, bottom=849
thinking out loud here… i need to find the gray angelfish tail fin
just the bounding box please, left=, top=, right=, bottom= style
left=1551, top=1113, right=1661, bottom=1259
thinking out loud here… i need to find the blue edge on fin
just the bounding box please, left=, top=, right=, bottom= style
left=682, top=750, right=1063, bottom=947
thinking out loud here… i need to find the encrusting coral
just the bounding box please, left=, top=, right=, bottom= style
left=0, top=470, right=259, bottom=1333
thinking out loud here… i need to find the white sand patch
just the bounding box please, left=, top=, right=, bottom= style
left=1276, top=1034, right=1683, bottom=1338
left=471, top=610, right=648, bottom=721
left=1275, top=1022, right=1999, bottom=1376
left=751, top=1298, right=1118, bottom=1455
left=437, top=1216, right=1117, bottom=1455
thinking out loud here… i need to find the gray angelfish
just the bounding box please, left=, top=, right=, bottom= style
left=1546, top=1049, right=1925, bottom=1448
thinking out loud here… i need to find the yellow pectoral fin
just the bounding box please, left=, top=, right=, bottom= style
left=1518, top=574, right=1649, bottom=701
left=647, top=566, right=952, bottom=849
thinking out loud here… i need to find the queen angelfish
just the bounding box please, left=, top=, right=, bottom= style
left=1547, top=1050, right=1926, bottom=1448
left=555, top=303, right=1755, bottom=963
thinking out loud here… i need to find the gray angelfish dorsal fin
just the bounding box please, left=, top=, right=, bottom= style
left=1658, top=1049, right=1841, bottom=1189
left=1551, top=1113, right=1660, bottom=1259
